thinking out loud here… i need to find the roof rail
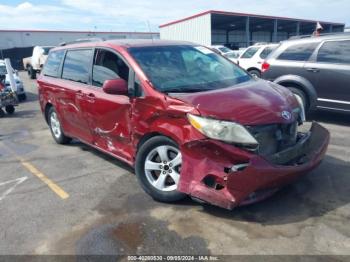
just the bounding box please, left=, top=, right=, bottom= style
left=59, top=37, right=105, bottom=46
left=289, top=31, right=350, bottom=40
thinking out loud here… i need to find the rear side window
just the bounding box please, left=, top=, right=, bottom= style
left=62, top=49, right=92, bottom=84
left=278, top=43, right=318, bottom=61
left=260, top=46, right=277, bottom=59
left=241, top=47, right=260, bottom=59
left=43, top=50, right=65, bottom=77
left=0, top=65, right=7, bottom=75
left=317, top=40, right=350, bottom=64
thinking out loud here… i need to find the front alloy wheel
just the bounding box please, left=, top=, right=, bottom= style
left=135, top=136, right=186, bottom=202
left=144, top=145, right=182, bottom=192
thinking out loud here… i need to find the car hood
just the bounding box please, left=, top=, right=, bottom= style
left=169, top=80, right=299, bottom=125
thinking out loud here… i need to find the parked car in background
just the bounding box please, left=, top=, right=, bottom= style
left=262, top=33, right=350, bottom=114
left=23, top=46, right=54, bottom=79
left=37, top=39, right=329, bottom=210
left=0, top=60, right=26, bottom=101
left=211, top=45, right=240, bottom=63
left=238, top=43, right=279, bottom=78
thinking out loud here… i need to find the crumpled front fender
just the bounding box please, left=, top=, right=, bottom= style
left=177, top=122, right=329, bottom=209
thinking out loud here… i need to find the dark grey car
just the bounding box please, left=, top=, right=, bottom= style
left=262, top=33, right=350, bottom=113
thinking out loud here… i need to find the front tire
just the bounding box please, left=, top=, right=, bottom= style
left=135, top=136, right=186, bottom=203
left=5, top=105, right=15, bottom=114
left=48, top=107, right=71, bottom=144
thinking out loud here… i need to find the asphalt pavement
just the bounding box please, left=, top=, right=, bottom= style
left=0, top=72, right=349, bottom=258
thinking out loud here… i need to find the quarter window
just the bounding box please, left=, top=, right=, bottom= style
left=62, top=49, right=92, bottom=84
left=43, top=50, right=65, bottom=78
left=277, top=43, right=318, bottom=61
left=317, top=40, right=350, bottom=64
left=260, top=46, right=277, bottom=59
left=241, top=47, right=260, bottom=59
left=92, top=49, right=129, bottom=87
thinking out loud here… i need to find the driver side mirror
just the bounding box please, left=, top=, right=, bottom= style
left=102, top=79, right=128, bottom=95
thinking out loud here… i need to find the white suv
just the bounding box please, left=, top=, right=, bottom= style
left=23, top=46, right=54, bottom=79
left=211, top=45, right=241, bottom=63
left=238, top=44, right=278, bottom=78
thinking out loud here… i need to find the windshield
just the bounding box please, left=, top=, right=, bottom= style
left=128, top=45, right=251, bottom=93
left=42, top=47, right=53, bottom=55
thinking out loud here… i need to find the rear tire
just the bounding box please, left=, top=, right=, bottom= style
left=248, top=69, right=261, bottom=78
left=5, top=105, right=15, bottom=114
left=18, top=94, right=27, bottom=102
left=48, top=107, right=71, bottom=144
left=29, top=66, right=36, bottom=79
left=135, top=136, right=186, bottom=203
left=0, top=109, right=5, bottom=118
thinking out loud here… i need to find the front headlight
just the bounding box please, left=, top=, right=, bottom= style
left=187, top=114, right=258, bottom=145
left=293, top=95, right=306, bottom=123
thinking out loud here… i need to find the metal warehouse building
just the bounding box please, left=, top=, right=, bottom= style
left=0, top=30, right=159, bottom=69
left=160, top=10, right=345, bottom=48
left=0, top=30, right=160, bottom=50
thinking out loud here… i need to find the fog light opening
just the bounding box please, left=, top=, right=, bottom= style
left=202, top=175, right=225, bottom=191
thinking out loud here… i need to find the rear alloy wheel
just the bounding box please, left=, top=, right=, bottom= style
left=5, top=105, right=15, bottom=114
left=135, top=136, right=186, bottom=202
left=48, top=107, right=71, bottom=144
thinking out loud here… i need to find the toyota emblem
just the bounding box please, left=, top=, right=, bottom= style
left=281, top=111, right=292, bottom=120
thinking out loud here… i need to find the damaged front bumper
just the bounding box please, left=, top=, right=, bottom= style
left=178, top=122, right=330, bottom=210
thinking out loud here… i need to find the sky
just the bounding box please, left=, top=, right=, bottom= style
left=0, top=0, right=348, bottom=32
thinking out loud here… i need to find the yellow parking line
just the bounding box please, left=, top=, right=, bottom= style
left=1, top=142, right=69, bottom=200
left=21, top=161, right=69, bottom=200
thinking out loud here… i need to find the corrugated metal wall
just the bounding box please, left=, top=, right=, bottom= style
left=212, top=30, right=247, bottom=47
left=160, top=14, right=211, bottom=46
left=0, top=31, right=160, bottom=50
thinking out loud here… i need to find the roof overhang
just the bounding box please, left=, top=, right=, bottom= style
left=159, top=10, right=345, bottom=28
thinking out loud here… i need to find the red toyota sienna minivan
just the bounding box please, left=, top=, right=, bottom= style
left=37, top=40, right=330, bottom=209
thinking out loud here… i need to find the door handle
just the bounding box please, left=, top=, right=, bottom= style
left=306, top=68, right=320, bottom=73
left=87, top=93, right=95, bottom=103
left=76, top=90, right=84, bottom=99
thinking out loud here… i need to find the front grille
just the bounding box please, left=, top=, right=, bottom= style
left=247, top=121, right=298, bottom=156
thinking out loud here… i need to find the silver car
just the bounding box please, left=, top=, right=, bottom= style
left=0, top=60, right=26, bottom=101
